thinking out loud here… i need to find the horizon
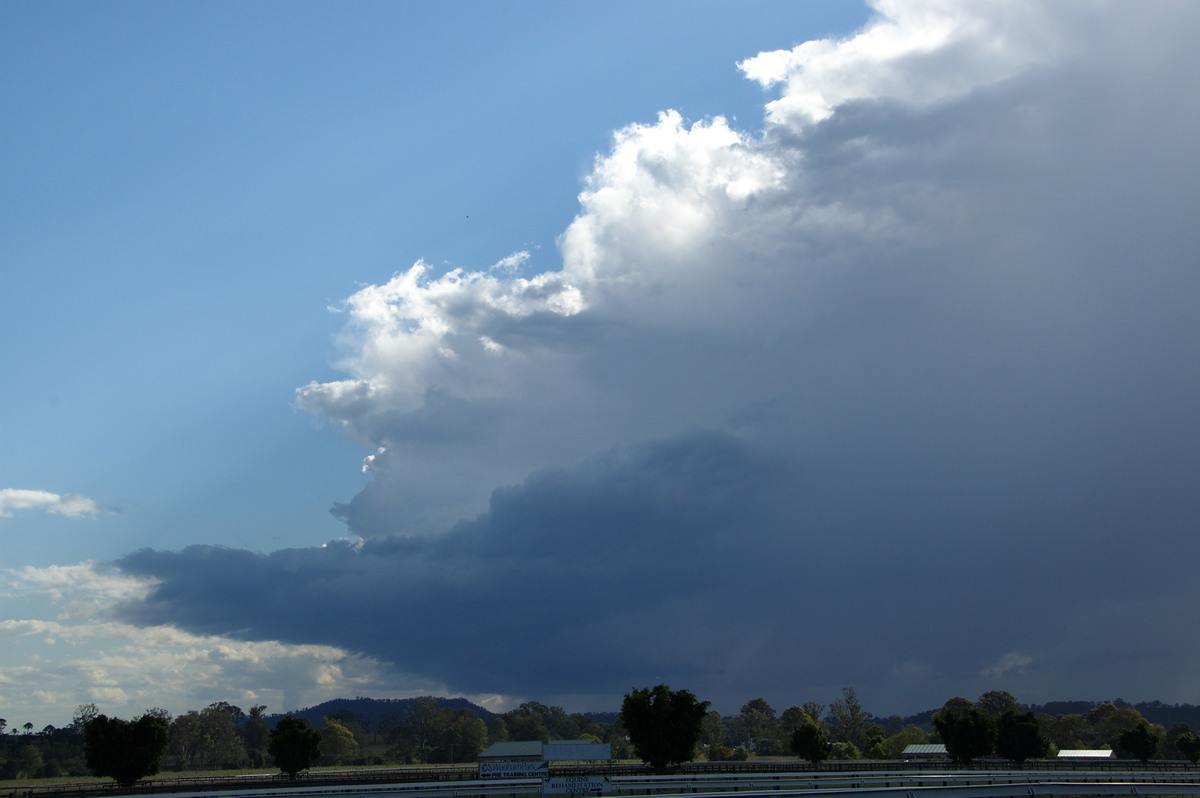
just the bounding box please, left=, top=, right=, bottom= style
left=4, top=0, right=1198, bottom=730
left=10, top=691, right=1195, bottom=734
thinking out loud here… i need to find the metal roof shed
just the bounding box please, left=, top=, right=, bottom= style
left=902, top=744, right=948, bottom=757
left=478, top=740, right=612, bottom=762
left=479, top=741, right=545, bottom=761
left=1057, top=749, right=1114, bottom=759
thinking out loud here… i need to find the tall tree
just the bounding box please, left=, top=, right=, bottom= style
left=729, top=698, right=779, bottom=753
left=790, top=719, right=832, bottom=765
left=442, top=711, right=488, bottom=763
left=168, top=711, right=203, bottom=770
left=778, top=706, right=816, bottom=753
left=242, top=706, right=271, bottom=768
left=802, top=702, right=826, bottom=727
left=1175, top=730, right=1200, bottom=764
left=933, top=698, right=995, bottom=764
left=1117, top=723, right=1160, bottom=764
left=1087, top=703, right=1153, bottom=748
left=197, top=702, right=247, bottom=769
left=487, top=717, right=509, bottom=743
left=827, top=687, right=876, bottom=751
left=269, top=715, right=321, bottom=779
left=83, top=712, right=170, bottom=787
left=70, top=705, right=99, bottom=735
left=319, top=719, right=360, bottom=765
left=977, top=691, right=1023, bottom=718
left=619, top=684, right=710, bottom=770
left=701, top=710, right=726, bottom=748
left=386, top=697, right=444, bottom=764
left=502, top=701, right=579, bottom=741
left=995, top=710, right=1051, bottom=765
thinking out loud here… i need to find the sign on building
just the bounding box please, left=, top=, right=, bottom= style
left=543, top=776, right=611, bottom=795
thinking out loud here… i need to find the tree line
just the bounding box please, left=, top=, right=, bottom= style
left=0, top=697, right=627, bottom=783
left=2, top=689, right=1198, bottom=786
left=620, top=687, right=1200, bottom=768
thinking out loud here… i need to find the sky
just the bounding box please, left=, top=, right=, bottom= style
left=2, top=0, right=1198, bottom=731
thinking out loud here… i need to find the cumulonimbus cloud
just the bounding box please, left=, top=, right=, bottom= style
left=116, top=0, right=1200, bottom=713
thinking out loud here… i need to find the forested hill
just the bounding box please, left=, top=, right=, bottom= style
left=1028, top=701, right=1200, bottom=730
left=278, top=696, right=1200, bottom=734
left=900, top=700, right=1200, bottom=732
left=275, top=696, right=497, bottom=730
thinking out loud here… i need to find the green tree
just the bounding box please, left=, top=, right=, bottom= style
left=933, top=698, right=995, bottom=764
left=168, top=711, right=203, bottom=770
left=487, top=716, right=509, bottom=743
left=268, top=715, right=321, bottom=779
left=386, top=697, right=444, bottom=764
left=778, top=706, right=816, bottom=753
left=83, top=712, right=170, bottom=787
left=701, top=710, right=726, bottom=748
left=501, top=701, right=582, bottom=741
left=15, top=744, right=45, bottom=779
left=875, top=725, right=929, bottom=759
left=319, top=719, right=360, bottom=765
left=827, top=687, right=881, bottom=751
left=1175, top=730, right=1200, bottom=764
left=1117, top=723, right=1160, bottom=764
left=383, top=698, right=487, bottom=764
left=326, top=709, right=369, bottom=738
left=70, top=705, right=99, bottom=736
left=790, top=719, right=832, bottom=765
left=976, top=691, right=1023, bottom=718
left=242, top=705, right=271, bottom=768
left=729, top=698, right=779, bottom=753
left=1039, top=712, right=1089, bottom=750
left=995, top=710, right=1051, bottom=765
left=442, top=711, right=488, bottom=763
left=1087, top=703, right=1152, bottom=749
left=197, top=702, right=246, bottom=769
left=802, top=702, right=826, bottom=727
left=619, top=684, right=710, bottom=770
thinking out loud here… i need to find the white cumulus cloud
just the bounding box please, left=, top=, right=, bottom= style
left=0, top=489, right=105, bottom=519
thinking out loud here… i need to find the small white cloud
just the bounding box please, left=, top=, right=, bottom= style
left=0, top=488, right=105, bottom=519
left=491, top=250, right=531, bottom=274
left=983, top=652, right=1034, bottom=678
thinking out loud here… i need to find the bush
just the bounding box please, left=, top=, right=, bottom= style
left=829, top=742, right=861, bottom=760
left=706, top=744, right=749, bottom=761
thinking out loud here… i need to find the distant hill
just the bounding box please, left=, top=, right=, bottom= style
left=1027, top=700, right=1200, bottom=730
left=585, top=711, right=620, bottom=725
left=268, top=696, right=1200, bottom=735
left=901, top=700, right=1200, bottom=731
left=270, top=696, right=497, bottom=732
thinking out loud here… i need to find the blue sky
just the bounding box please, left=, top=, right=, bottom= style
left=3, top=0, right=1199, bottom=730
left=3, top=0, right=867, bottom=565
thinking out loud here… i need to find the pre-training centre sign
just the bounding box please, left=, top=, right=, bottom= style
left=478, top=760, right=549, bottom=779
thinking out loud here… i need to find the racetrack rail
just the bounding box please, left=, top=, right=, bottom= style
left=8, top=765, right=1197, bottom=798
